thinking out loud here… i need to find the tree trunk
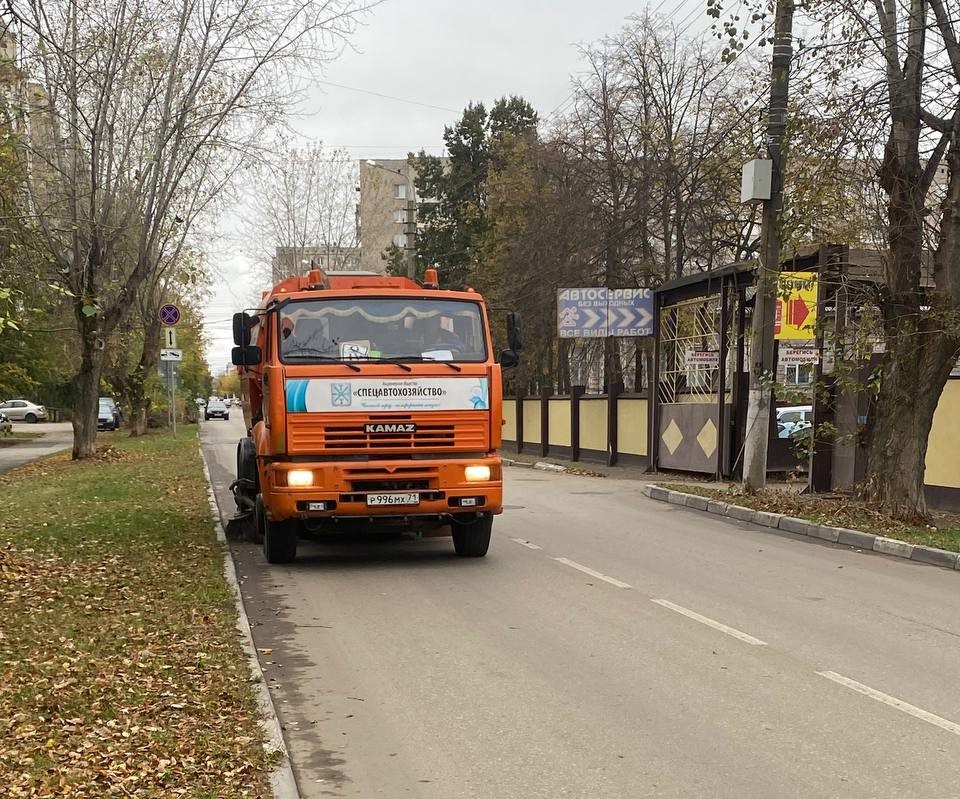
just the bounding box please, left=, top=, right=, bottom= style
left=128, top=318, right=162, bottom=436
left=72, top=341, right=105, bottom=459
left=862, top=331, right=955, bottom=521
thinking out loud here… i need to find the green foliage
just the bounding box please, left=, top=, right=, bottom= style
left=411, top=96, right=538, bottom=289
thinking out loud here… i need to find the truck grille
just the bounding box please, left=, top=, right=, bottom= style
left=287, top=412, right=487, bottom=454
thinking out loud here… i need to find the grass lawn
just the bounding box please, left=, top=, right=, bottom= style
left=0, top=429, right=274, bottom=797
left=659, top=482, right=960, bottom=553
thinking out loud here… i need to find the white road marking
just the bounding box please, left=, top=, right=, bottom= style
left=817, top=671, right=960, bottom=736
left=651, top=599, right=767, bottom=646
left=510, top=538, right=542, bottom=550
left=554, top=558, right=632, bottom=589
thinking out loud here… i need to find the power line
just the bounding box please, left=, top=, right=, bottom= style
left=310, top=80, right=459, bottom=114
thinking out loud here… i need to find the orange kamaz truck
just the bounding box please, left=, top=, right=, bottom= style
left=229, top=267, right=521, bottom=563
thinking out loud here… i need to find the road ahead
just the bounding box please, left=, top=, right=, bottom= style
left=0, top=421, right=73, bottom=473
left=201, top=416, right=960, bottom=799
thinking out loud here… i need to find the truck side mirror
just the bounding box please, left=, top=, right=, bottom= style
left=499, top=349, right=519, bottom=369
left=231, top=345, right=261, bottom=367
left=233, top=312, right=254, bottom=346
left=506, top=311, right=522, bottom=352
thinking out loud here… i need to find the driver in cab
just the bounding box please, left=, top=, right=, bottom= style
left=420, top=315, right=463, bottom=352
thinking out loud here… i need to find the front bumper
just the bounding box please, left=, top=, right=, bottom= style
left=262, top=456, right=503, bottom=522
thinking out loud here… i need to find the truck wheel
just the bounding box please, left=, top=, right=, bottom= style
left=263, top=509, right=298, bottom=564
left=451, top=515, right=492, bottom=557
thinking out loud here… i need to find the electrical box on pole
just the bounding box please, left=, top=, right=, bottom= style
left=741, top=159, right=772, bottom=204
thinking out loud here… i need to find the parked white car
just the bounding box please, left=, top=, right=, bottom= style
left=0, top=399, right=47, bottom=423
left=777, top=405, right=812, bottom=438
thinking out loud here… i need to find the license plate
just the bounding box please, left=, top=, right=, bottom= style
left=366, top=492, right=420, bottom=506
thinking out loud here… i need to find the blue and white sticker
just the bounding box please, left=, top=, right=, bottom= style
left=286, top=377, right=489, bottom=413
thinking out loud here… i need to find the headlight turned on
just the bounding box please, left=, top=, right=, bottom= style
left=464, top=464, right=491, bottom=482
left=287, top=469, right=314, bottom=487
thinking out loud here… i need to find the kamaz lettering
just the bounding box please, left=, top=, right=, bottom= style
left=364, top=423, right=416, bottom=433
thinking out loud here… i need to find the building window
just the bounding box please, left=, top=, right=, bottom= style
left=393, top=209, right=406, bottom=224
left=392, top=233, right=407, bottom=248
left=394, top=183, right=407, bottom=200
left=786, top=363, right=813, bottom=385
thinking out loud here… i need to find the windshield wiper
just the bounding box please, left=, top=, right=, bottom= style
left=284, top=351, right=360, bottom=372
left=396, top=355, right=462, bottom=372
left=346, top=355, right=413, bottom=372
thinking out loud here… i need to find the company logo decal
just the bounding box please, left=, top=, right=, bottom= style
left=364, top=423, right=416, bottom=434
left=330, top=383, right=352, bottom=407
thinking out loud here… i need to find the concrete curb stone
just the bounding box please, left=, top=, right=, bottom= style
left=502, top=457, right=534, bottom=469
left=873, top=536, right=913, bottom=558
left=778, top=516, right=813, bottom=536
left=199, top=450, right=301, bottom=799
left=808, top=525, right=840, bottom=543
left=643, top=484, right=959, bottom=574
left=753, top=511, right=783, bottom=528
left=726, top=504, right=757, bottom=523
left=911, top=546, right=960, bottom=569
left=835, top=528, right=876, bottom=549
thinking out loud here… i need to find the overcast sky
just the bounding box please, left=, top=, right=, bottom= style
left=204, top=0, right=713, bottom=372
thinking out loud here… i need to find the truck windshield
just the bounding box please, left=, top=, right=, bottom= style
left=278, top=298, right=488, bottom=364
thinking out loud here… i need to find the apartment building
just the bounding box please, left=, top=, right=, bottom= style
left=357, top=158, right=420, bottom=274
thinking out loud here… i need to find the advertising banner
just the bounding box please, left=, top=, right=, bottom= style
left=286, top=377, right=490, bottom=413
left=774, top=271, right=818, bottom=340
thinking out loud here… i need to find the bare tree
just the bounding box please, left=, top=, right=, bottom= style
left=243, top=142, right=359, bottom=283
left=10, top=0, right=372, bottom=458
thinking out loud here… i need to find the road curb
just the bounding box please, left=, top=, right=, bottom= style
left=199, top=449, right=301, bottom=799
left=642, top=484, right=960, bottom=573
left=502, top=457, right=534, bottom=469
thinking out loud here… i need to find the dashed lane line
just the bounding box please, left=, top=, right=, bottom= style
left=651, top=598, right=767, bottom=646
left=817, top=671, right=960, bottom=736
left=510, top=538, right=542, bottom=550
left=554, top=558, right=632, bottom=589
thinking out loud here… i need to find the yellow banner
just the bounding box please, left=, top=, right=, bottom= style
left=775, top=271, right=817, bottom=341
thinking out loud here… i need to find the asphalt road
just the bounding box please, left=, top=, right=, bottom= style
left=201, top=416, right=960, bottom=799
left=0, top=421, right=74, bottom=473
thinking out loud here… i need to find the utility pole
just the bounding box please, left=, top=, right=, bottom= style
left=743, top=0, right=795, bottom=491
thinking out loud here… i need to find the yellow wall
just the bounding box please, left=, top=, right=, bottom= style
left=522, top=399, right=541, bottom=445
left=548, top=399, right=572, bottom=447
left=580, top=399, right=608, bottom=452
left=502, top=400, right=516, bottom=442
left=926, top=380, right=960, bottom=488
left=618, top=397, right=648, bottom=456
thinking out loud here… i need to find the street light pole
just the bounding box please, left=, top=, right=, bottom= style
left=365, top=160, right=417, bottom=280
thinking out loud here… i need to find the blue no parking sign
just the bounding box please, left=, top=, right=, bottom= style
left=159, top=304, right=181, bottom=326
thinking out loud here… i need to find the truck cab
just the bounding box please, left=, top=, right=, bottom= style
left=231, top=268, right=520, bottom=563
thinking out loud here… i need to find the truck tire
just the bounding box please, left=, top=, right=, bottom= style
left=237, top=438, right=258, bottom=488
left=451, top=515, right=492, bottom=557
left=263, top=507, right=298, bottom=564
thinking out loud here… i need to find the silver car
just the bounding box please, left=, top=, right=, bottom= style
left=0, top=399, right=47, bottom=423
